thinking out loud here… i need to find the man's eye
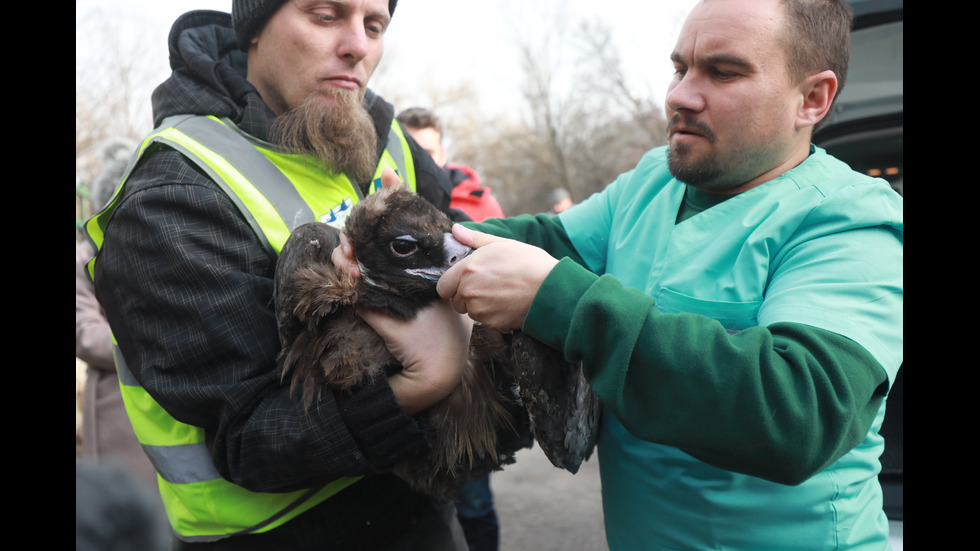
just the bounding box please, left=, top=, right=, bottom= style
left=712, top=69, right=739, bottom=81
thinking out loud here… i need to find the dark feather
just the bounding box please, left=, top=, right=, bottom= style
left=274, top=222, right=385, bottom=407
left=273, top=185, right=597, bottom=498
left=510, top=333, right=600, bottom=474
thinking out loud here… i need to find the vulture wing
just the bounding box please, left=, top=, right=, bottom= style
left=275, top=221, right=389, bottom=407
left=510, top=332, right=600, bottom=474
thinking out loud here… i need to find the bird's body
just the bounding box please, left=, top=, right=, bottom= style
left=274, top=184, right=597, bottom=498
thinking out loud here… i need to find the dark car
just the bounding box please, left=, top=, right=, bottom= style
left=814, top=0, right=903, bottom=548
left=818, top=0, right=903, bottom=197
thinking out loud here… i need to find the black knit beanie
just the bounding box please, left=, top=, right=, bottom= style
left=232, top=0, right=399, bottom=51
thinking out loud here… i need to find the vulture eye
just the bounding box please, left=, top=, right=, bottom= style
left=390, top=237, right=419, bottom=257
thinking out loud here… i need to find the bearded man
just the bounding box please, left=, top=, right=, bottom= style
left=433, top=0, right=903, bottom=549
left=85, top=1, right=473, bottom=549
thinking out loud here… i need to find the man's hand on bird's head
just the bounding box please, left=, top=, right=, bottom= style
left=437, top=225, right=559, bottom=333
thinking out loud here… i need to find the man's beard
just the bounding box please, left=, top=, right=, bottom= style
left=269, top=88, right=379, bottom=185
left=666, top=113, right=728, bottom=190
left=667, top=113, right=788, bottom=193
left=667, top=145, right=727, bottom=190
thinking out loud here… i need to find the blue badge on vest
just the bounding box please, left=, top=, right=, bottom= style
left=321, top=197, right=354, bottom=229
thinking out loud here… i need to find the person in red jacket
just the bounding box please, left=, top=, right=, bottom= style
left=397, top=107, right=504, bottom=222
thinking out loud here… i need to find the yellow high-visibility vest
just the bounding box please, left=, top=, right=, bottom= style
left=85, top=114, right=417, bottom=542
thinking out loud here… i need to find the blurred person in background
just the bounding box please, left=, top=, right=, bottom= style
left=77, top=137, right=160, bottom=496
left=398, top=107, right=504, bottom=222
left=547, top=188, right=573, bottom=214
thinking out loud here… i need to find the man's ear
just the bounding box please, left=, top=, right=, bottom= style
left=797, top=69, right=838, bottom=130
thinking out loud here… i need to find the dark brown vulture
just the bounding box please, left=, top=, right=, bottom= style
left=273, top=184, right=599, bottom=499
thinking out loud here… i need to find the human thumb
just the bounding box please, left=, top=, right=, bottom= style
left=450, top=224, right=506, bottom=250
left=380, top=168, right=405, bottom=189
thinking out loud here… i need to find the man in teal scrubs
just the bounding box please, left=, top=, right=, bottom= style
left=431, top=0, right=903, bottom=548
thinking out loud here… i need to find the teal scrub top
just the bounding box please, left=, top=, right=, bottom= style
left=559, top=145, right=903, bottom=550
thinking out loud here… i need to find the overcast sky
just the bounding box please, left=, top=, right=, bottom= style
left=76, top=0, right=698, bottom=128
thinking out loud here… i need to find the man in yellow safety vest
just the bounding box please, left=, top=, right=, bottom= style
left=85, top=1, right=475, bottom=548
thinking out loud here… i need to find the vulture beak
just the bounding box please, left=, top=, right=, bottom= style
left=407, top=232, right=474, bottom=281
left=443, top=232, right=473, bottom=268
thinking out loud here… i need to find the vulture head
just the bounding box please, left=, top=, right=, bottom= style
left=343, top=184, right=472, bottom=319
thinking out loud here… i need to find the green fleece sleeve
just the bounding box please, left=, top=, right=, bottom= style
left=525, top=258, right=888, bottom=485
left=464, top=213, right=586, bottom=266
left=468, top=216, right=889, bottom=486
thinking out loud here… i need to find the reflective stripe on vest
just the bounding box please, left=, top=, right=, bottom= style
left=114, top=344, right=361, bottom=542
left=85, top=114, right=417, bottom=542
left=86, top=114, right=416, bottom=274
